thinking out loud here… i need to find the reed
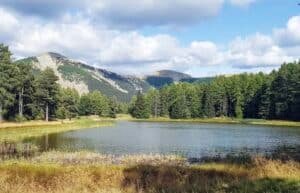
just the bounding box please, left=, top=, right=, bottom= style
left=0, top=152, right=299, bottom=193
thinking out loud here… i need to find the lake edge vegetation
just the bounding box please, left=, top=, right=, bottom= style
left=0, top=153, right=299, bottom=193
left=0, top=117, right=113, bottom=142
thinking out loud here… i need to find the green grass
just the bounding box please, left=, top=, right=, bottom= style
left=132, top=117, right=300, bottom=127
left=0, top=117, right=113, bottom=142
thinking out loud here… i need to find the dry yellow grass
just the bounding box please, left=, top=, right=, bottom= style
left=0, top=120, right=72, bottom=129
left=0, top=118, right=113, bottom=142
left=0, top=154, right=299, bottom=193
left=132, top=117, right=300, bottom=127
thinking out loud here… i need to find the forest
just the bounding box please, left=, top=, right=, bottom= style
left=1, top=43, right=300, bottom=122
left=129, top=62, right=300, bottom=121
left=0, top=44, right=122, bottom=121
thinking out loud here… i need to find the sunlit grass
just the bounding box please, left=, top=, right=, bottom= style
left=132, top=117, right=300, bottom=127
left=0, top=117, right=113, bottom=142
left=0, top=154, right=299, bottom=193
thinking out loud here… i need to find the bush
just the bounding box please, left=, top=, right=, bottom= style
left=14, top=115, right=27, bottom=122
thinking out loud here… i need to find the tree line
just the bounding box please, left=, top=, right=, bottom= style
left=0, top=44, right=124, bottom=122
left=129, top=62, right=300, bottom=121
left=1, top=43, right=299, bottom=122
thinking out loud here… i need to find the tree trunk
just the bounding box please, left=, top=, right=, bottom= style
left=45, top=103, right=49, bottom=122
left=0, top=104, right=3, bottom=122
left=18, top=88, right=24, bottom=117
left=154, top=95, right=158, bottom=118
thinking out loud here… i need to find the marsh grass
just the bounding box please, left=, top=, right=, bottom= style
left=0, top=152, right=299, bottom=193
left=0, top=142, right=39, bottom=160
left=0, top=117, right=113, bottom=142
left=133, top=117, right=300, bottom=127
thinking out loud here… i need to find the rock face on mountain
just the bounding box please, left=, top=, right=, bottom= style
left=17, top=52, right=151, bottom=102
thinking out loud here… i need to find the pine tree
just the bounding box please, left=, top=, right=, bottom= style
left=146, top=89, right=161, bottom=118
left=108, top=96, right=118, bottom=118
left=129, top=91, right=150, bottom=119
left=34, top=68, right=59, bottom=121
left=0, top=44, right=18, bottom=121
left=169, top=89, right=191, bottom=119
left=56, top=88, right=79, bottom=120
left=78, top=94, right=93, bottom=116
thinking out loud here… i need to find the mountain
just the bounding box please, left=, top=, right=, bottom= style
left=156, top=70, right=192, bottom=81
left=16, top=52, right=151, bottom=102
left=145, top=70, right=214, bottom=88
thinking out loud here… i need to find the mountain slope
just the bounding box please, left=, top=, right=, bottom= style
left=145, top=70, right=214, bottom=88
left=16, top=52, right=151, bottom=102
left=156, top=70, right=192, bottom=81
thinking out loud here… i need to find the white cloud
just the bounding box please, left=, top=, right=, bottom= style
left=0, top=8, right=298, bottom=76
left=274, top=16, right=300, bottom=47
left=0, top=8, right=19, bottom=41
left=99, top=32, right=180, bottom=65
left=227, top=33, right=294, bottom=68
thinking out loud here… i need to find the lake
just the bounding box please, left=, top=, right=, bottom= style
left=24, top=121, right=300, bottom=158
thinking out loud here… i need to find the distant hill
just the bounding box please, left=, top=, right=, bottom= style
left=145, top=70, right=214, bottom=88
left=16, top=52, right=151, bottom=102
left=156, top=70, right=192, bottom=81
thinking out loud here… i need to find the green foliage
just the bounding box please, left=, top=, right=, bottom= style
left=146, top=76, right=173, bottom=88
left=228, top=178, right=300, bottom=193
left=56, top=88, right=80, bottom=119
left=34, top=68, right=60, bottom=121
left=108, top=96, right=118, bottom=118
left=129, top=91, right=150, bottom=119
left=0, top=44, right=17, bottom=121
left=137, top=62, right=300, bottom=121
left=0, top=44, right=299, bottom=122
left=78, top=91, right=110, bottom=116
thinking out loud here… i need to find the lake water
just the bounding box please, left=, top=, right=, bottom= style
left=24, top=121, right=300, bottom=158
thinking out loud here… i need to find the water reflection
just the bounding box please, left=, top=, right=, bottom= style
left=23, top=121, right=300, bottom=159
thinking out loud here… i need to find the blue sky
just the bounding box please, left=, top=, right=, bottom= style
left=0, top=0, right=299, bottom=77
left=141, top=0, right=299, bottom=44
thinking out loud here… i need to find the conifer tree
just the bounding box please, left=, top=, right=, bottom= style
left=34, top=68, right=59, bottom=121
left=0, top=44, right=18, bottom=121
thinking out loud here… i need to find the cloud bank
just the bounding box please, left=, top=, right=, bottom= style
left=0, top=1, right=299, bottom=76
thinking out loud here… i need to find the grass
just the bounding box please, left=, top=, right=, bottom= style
left=0, top=153, right=299, bottom=193
left=0, top=117, right=113, bottom=142
left=132, top=117, right=300, bottom=127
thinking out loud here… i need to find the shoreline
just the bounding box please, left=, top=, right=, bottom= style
left=130, top=117, right=300, bottom=127
left=1, top=115, right=300, bottom=130
left=0, top=117, right=113, bottom=142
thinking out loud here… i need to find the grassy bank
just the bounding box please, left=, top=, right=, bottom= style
left=0, top=152, right=299, bottom=193
left=0, top=117, right=113, bottom=142
left=132, top=117, right=300, bottom=127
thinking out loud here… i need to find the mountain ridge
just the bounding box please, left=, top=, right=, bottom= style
left=16, top=52, right=151, bottom=102
left=16, top=52, right=214, bottom=101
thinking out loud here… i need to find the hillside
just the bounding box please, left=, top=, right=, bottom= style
left=156, top=70, right=192, bottom=81
left=16, top=52, right=151, bottom=102
left=146, top=70, right=214, bottom=88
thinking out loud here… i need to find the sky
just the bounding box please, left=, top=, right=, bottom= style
left=0, top=0, right=299, bottom=77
